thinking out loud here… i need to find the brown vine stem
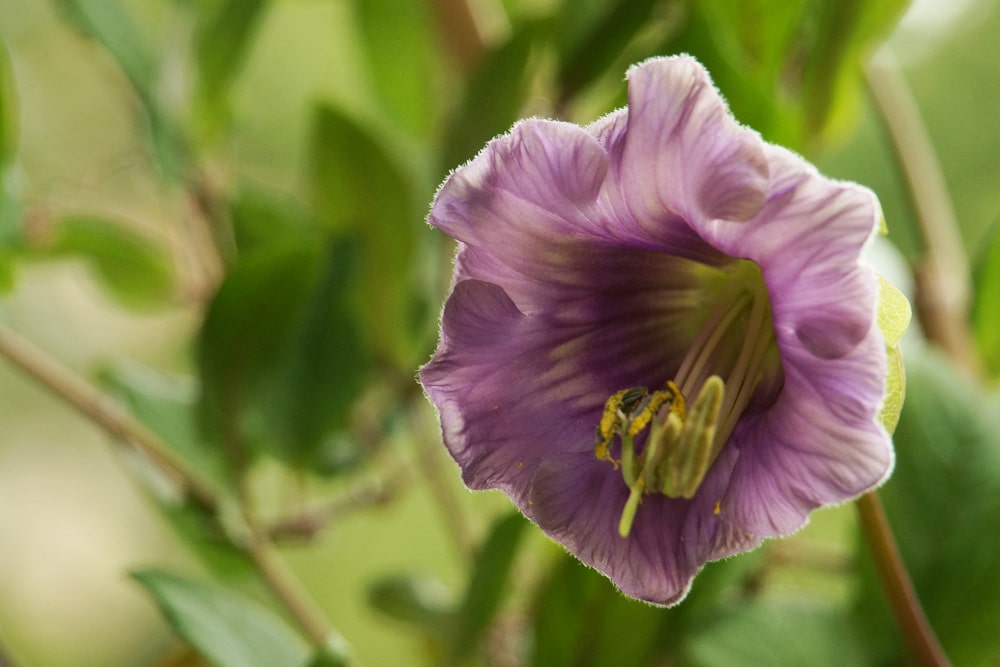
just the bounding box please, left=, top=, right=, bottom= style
left=865, top=49, right=979, bottom=376
left=857, top=492, right=951, bottom=667
left=0, top=322, right=219, bottom=513
left=242, top=523, right=336, bottom=648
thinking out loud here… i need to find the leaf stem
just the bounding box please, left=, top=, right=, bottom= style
left=0, top=322, right=219, bottom=513
left=242, top=522, right=337, bottom=648
left=865, top=49, right=979, bottom=376
left=856, top=492, right=950, bottom=667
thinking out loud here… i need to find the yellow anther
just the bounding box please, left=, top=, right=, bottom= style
left=666, top=381, right=685, bottom=418
left=626, top=389, right=675, bottom=436
left=593, top=426, right=620, bottom=469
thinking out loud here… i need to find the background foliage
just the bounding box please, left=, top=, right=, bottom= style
left=0, top=0, right=998, bottom=665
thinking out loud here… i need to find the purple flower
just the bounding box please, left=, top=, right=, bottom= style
left=420, top=55, right=894, bottom=605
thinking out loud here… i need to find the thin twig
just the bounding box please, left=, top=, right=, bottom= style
left=266, top=465, right=410, bottom=543
left=0, top=322, right=219, bottom=512
left=865, top=49, right=979, bottom=376
left=242, top=524, right=336, bottom=647
left=857, top=492, right=950, bottom=667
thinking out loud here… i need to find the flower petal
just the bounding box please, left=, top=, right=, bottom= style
left=430, top=120, right=610, bottom=250
left=699, top=144, right=881, bottom=360
left=609, top=55, right=770, bottom=232
left=529, top=447, right=761, bottom=605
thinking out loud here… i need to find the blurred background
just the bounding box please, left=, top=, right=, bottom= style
left=0, top=0, right=998, bottom=665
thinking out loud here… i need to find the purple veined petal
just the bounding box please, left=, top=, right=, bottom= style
left=698, top=143, right=884, bottom=360
left=430, top=120, right=610, bottom=249
left=607, top=55, right=771, bottom=233
left=528, top=446, right=761, bottom=605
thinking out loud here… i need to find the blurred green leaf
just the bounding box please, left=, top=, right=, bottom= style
left=198, top=240, right=319, bottom=461
left=308, top=105, right=420, bottom=367
left=367, top=574, right=454, bottom=628
left=0, top=178, right=19, bottom=295
left=530, top=545, right=763, bottom=666
left=687, top=601, right=868, bottom=667
left=230, top=189, right=321, bottom=256
left=197, top=236, right=370, bottom=471
left=34, top=215, right=174, bottom=308
left=669, top=0, right=806, bottom=149
left=798, top=0, right=908, bottom=143
left=194, top=0, right=269, bottom=136
left=441, top=28, right=536, bottom=170
left=163, top=499, right=258, bottom=584
left=256, top=238, right=370, bottom=468
left=0, top=41, right=17, bottom=170
left=353, top=0, right=437, bottom=137
left=305, top=637, right=353, bottom=667
left=973, top=217, right=1000, bottom=375
left=133, top=569, right=310, bottom=667
left=530, top=553, right=669, bottom=667
left=53, top=0, right=156, bottom=101
left=53, top=0, right=190, bottom=180
left=553, top=0, right=658, bottom=103
left=854, top=348, right=1000, bottom=666
left=447, top=511, right=528, bottom=666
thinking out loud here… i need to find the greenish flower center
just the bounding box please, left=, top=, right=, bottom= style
left=593, top=260, right=779, bottom=537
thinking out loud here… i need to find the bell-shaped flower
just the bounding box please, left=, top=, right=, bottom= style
left=420, top=55, right=898, bottom=605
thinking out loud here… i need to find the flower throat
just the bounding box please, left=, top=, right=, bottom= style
left=593, top=260, right=778, bottom=537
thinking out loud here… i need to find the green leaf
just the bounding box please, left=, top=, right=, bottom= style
left=687, top=601, right=869, bottom=667
left=367, top=574, right=454, bottom=628
left=53, top=0, right=189, bottom=180
left=352, top=0, right=437, bottom=136
left=307, top=105, right=419, bottom=367
left=553, top=0, right=658, bottom=103
left=197, top=236, right=370, bottom=471
left=441, top=28, right=536, bottom=171
left=162, top=499, right=258, bottom=584
left=132, top=569, right=310, bottom=667
left=798, top=0, right=908, bottom=142
left=854, top=348, right=1000, bottom=666
left=53, top=0, right=156, bottom=102
left=230, top=189, right=321, bottom=256
left=194, top=0, right=269, bottom=136
left=668, top=0, right=806, bottom=149
left=529, top=553, right=669, bottom=667
left=0, top=41, right=17, bottom=170
left=973, top=215, right=1000, bottom=375
left=305, top=637, right=353, bottom=667
left=198, top=240, right=319, bottom=460
left=446, top=511, right=527, bottom=666
left=35, top=215, right=174, bottom=308
left=255, top=238, right=371, bottom=468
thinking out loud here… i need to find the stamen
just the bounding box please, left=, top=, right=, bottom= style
left=663, top=376, right=724, bottom=498
left=601, top=377, right=727, bottom=537
left=595, top=261, right=778, bottom=538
